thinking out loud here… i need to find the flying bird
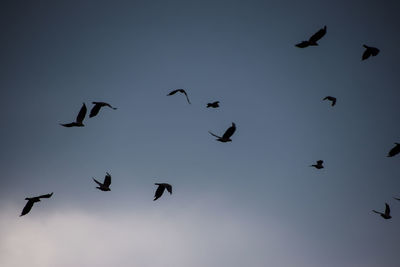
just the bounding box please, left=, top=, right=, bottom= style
left=372, top=203, right=392, bottom=219
left=207, top=101, right=220, bottom=108
left=93, top=172, right=112, bottom=191
left=153, top=183, right=172, bottom=201
left=362, top=45, right=380, bottom=60
left=20, top=192, right=53, bottom=216
left=295, top=26, right=327, bottom=48
left=387, top=143, right=400, bottom=157
left=60, top=103, right=87, bottom=127
left=167, top=89, right=191, bottom=104
left=89, top=102, right=117, bottom=118
left=323, top=96, right=337, bottom=106
left=310, top=160, right=324, bottom=169
left=209, top=122, right=236, bottom=142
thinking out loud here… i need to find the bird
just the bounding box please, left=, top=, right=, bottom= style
left=310, top=160, right=324, bottom=169
left=209, top=122, right=236, bottom=142
left=89, top=102, right=117, bottom=118
left=362, top=45, right=380, bottom=60
left=167, top=89, right=191, bottom=104
left=295, top=26, right=327, bottom=48
left=323, top=96, right=337, bottom=106
left=207, top=101, right=220, bottom=108
left=153, top=183, right=172, bottom=201
left=93, top=172, right=112, bottom=191
left=387, top=143, right=400, bottom=157
left=372, top=203, right=392, bottom=219
left=20, top=192, right=53, bottom=216
left=393, top=197, right=400, bottom=201
left=60, top=103, right=87, bottom=127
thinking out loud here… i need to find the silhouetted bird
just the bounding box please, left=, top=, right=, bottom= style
left=393, top=197, right=400, bottom=201
left=154, top=183, right=172, bottom=201
left=362, top=45, right=380, bottom=60
left=167, top=89, right=191, bottom=104
left=373, top=203, right=392, bottom=219
left=310, top=160, right=324, bottom=169
left=323, top=96, right=336, bottom=106
left=295, top=26, right=327, bottom=48
left=207, top=101, right=220, bottom=108
left=93, top=172, right=112, bottom=191
left=209, top=122, right=236, bottom=142
left=20, top=192, right=53, bottom=216
left=387, top=143, right=400, bottom=157
left=89, top=102, right=117, bottom=118
left=60, top=103, right=87, bottom=127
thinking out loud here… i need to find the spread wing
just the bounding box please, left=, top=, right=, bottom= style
left=93, top=178, right=103, bottom=186
left=165, top=184, right=172, bottom=194
left=89, top=103, right=101, bottom=118
left=60, top=123, right=77, bottom=127
left=167, top=89, right=179, bottom=96
left=371, top=47, right=379, bottom=56
left=317, top=160, right=323, bottom=165
left=388, top=144, right=400, bottom=157
left=295, top=41, right=309, bottom=48
left=372, top=210, right=382, bottom=215
left=104, top=172, right=111, bottom=187
left=38, top=192, right=53, bottom=199
left=76, top=103, right=87, bottom=123
left=385, top=203, right=391, bottom=216
left=208, top=131, right=221, bottom=139
left=331, top=98, right=336, bottom=106
left=308, top=26, right=326, bottom=43
left=154, top=184, right=166, bottom=201
left=222, top=123, right=236, bottom=139
left=393, top=197, right=400, bottom=201
left=362, top=49, right=371, bottom=60
left=182, top=91, right=191, bottom=104
left=20, top=200, right=35, bottom=216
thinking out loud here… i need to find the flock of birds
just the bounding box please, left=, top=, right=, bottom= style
left=20, top=25, right=399, bottom=222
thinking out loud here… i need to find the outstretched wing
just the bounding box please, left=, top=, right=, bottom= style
left=295, top=41, right=309, bottom=48
left=331, top=98, right=336, bottom=106
left=60, top=123, right=77, bottom=127
left=182, top=90, right=191, bottom=104
left=167, top=89, right=179, bottom=96
left=393, top=197, right=400, bottom=201
left=388, top=144, right=400, bottom=157
left=165, top=184, right=172, bottom=194
left=385, top=203, right=391, bottom=216
left=222, top=123, right=236, bottom=139
left=89, top=103, right=101, bottom=118
left=20, top=200, right=34, bottom=216
left=362, top=49, right=371, bottom=60
left=76, top=103, right=87, bottom=123
left=154, top=184, right=166, bottom=201
left=104, top=172, right=111, bottom=187
left=308, top=26, right=326, bottom=43
left=372, top=210, right=382, bottom=215
left=208, top=131, right=221, bottom=139
left=93, top=178, right=103, bottom=186
left=38, top=192, right=53, bottom=199
left=317, top=160, right=323, bottom=165
left=371, top=47, right=379, bottom=56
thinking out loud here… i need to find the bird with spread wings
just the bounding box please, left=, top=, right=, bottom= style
left=209, top=122, right=236, bottom=142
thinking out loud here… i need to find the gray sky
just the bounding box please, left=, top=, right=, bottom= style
left=1, top=0, right=400, bottom=266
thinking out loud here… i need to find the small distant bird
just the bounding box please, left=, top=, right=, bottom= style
left=209, top=122, right=236, bottom=142
left=93, top=172, right=112, bottom=191
left=60, top=103, right=87, bottom=127
left=154, top=183, right=172, bottom=201
left=89, top=102, right=117, bottom=118
left=387, top=143, right=400, bottom=157
left=295, top=26, right=327, bottom=48
left=393, top=197, right=400, bottom=201
left=373, top=203, right=392, bottom=219
left=20, top=192, right=53, bottom=216
left=310, top=160, right=324, bottom=169
left=207, top=101, right=220, bottom=108
left=362, top=45, right=380, bottom=60
left=323, top=96, right=337, bottom=106
left=167, top=89, right=191, bottom=104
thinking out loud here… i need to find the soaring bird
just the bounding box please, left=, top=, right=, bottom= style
left=362, top=45, right=380, bottom=60
left=323, top=96, right=337, bottom=106
left=60, top=103, right=87, bottom=127
left=373, top=203, right=392, bottom=219
left=167, top=89, right=191, bottom=104
left=89, top=102, right=117, bottom=118
left=295, top=26, right=327, bottom=48
left=93, top=172, right=112, bottom=191
left=154, top=183, right=172, bottom=201
left=207, top=101, right=220, bottom=108
left=387, top=143, right=400, bottom=157
left=310, top=160, right=324, bottom=169
left=20, top=192, right=53, bottom=216
left=209, top=122, right=236, bottom=142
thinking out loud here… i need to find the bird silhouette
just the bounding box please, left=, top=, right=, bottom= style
left=167, top=89, right=191, bottom=104
left=154, top=183, right=172, bottom=201
left=387, top=143, right=400, bottom=157
left=362, top=45, right=380, bottom=60
left=310, top=160, right=324, bottom=169
left=295, top=26, right=327, bottom=48
left=20, top=192, right=53, bottom=216
left=373, top=203, right=392, bottom=219
left=89, top=102, right=117, bottom=118
left=60, top=103, right=87, bottom=127
left=323, top=96, right=337, bottom=106
left=207, top=101, right=220, bottom=108
left=209, top=122, right=236, bottom=142
left=93, top=172, right=112, bottom=191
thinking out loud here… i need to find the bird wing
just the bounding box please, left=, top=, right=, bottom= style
left=104, top=172, right=111, bottom=187
left=308, top=26, right=326, bottom=43
left=60, top=123, right=76, bottom=127
left=222, top=123, right=236, bottom=139
left=393, top=197, right=400, bottom=201
left=165, top=184, right=172, bottom=194
left=104, top=103, right=117, bottom=110
left=317, top=160, right=323, bottom=165
left=20, top=200, right=35, bottom=216
left=154, top=184, right=166, bottom=201
left=295, top=41, right=309, bottom=48
left=89, top=104, right=101, bottom=118
left=362, top=49, right=371, bottom=60
left=372, top=210, right=382, bottom=215
left=182, top=91, right=191, bottom=104
left=167, top=90, right=179, bottom=96
left=208, top=131, right=221, bottom=139
left=38, top=192, right=53, bottom=199
left=93, top=178, right=103, bottom=186
left=388, top=144, right=400, bottom=157
left=331, top=98, right=336, bottom=106
left=385, top=203, right=391, bottom=216
left=371, top=47, right=379, bottom=56
left=76, top=103, right=87, bottom=123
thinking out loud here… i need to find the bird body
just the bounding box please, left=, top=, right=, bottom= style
left=373, top=203, right=392, bottom=219
left=93, top=172, right=112, bottom=191
left=207, top=101, right=220, bottom=108
left=362, top=45, right=380, bottom=60
left=209, top=122, right=236, bottom=142
left=310, top=160, right=324, bottom=169
left=60, top=103, right=87, bottom=127
left=295, top=26, right=327, bottom=48
left=167, top=89, right=191, bottom=104
left=323, top=96, right=337, bottom=106
left=20, top=193, right=53, bottom=216
left=89, top=102, right=117, bottom=118
left=154, top=183, right=172, bottom=201
left=387, top=143, right=400, bottom=157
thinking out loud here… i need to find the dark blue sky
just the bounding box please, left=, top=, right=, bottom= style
left=1, top=1, right=399, bottom=266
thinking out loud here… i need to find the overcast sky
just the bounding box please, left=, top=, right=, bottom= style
left=1, top=0, right=400, bottom=266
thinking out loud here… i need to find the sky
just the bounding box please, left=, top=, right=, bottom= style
left=1, top=0, right=400, bottom=266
